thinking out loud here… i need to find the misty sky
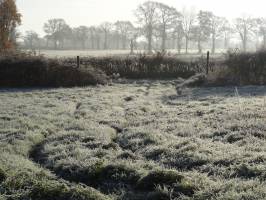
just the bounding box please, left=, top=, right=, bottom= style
left=17, top=0, right=266, bottom=36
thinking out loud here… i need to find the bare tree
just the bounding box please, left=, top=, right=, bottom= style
left=44, top=19, right=69, bottom=49
left=173, top=20, right=184, bottom=54
left=88, top=26, right=96, bottom=49
left=235, top=16, right=257, bottom=52
left=193, top=10, right=212, bottom=54
left=220, top=19, right=232, bottom=50
left=135, top=1, right=159, bottom=54
left=156, top=2, right=180, bottom=52
left=59, top=24, right=72, bottom=49
left=129, top=27, right=141, bottom=54
left=210, top=16, right=227, bottom=54
left=100, top=22, right=112, bottom=49
left=257, top=18, right=266, bottom=49
left=181, top=7, right=196, bottom=54
left=115, top=21, right=134, bottom=49
left=94, top=27, right=102, bottom=50
left=23, top=31, right=39, bottom=50
left=74, top=26, right=89, bottom=49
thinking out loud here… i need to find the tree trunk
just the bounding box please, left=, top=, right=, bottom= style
left=54, top=40, right=57, bottom=50
left=96, top=37, right=100, bottom=50
left=161, top=25, right=166, bottom=52
left=198, top=38, right=202, bottom=54
left=122, top=35, right=127, bottom=50
left=82, top=40, right=85, bottom=50
left=177, top=37, right=182, bottom=54
left=243, top=39, right=246, bottom=52
left=211, top=34, right=215, bottom=54
left=263, top=35, right=266, bottom=49
left=171, top=36, right=176, bottom=49
left=224, top=33, right=228, bottom=50
left=104, top=31, right=108, bottom=49
left=90, top=36, right=95, bottom=49
left=243, top=28, right=247, bottom=52
left=46, top=39, right=49, bottom=49
left=185, top=36, right=189, bottom=54
left=30, top=39, right=33, bottom=50
left=130, top=39, right=134, bottom=54
left=177, top=41, right=181, bottom=54
left=147, top=25, right=153, bottom=54
left=61, top=39, right=64, bottom=50
left=0, top=28, right=13, bottom=49
left=116, top=35, right=120, bottom=50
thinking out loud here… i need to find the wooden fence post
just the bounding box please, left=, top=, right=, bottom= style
left=77, top=56, right=80, bottom=68
left=206, top=51, right=210, bottom=75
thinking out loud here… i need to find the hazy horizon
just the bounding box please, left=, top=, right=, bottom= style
left=17, top=0, right=266, bottom=36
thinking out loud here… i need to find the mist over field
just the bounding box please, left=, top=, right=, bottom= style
left=0, top=1, right=266, bottom=200
left=13, top=0, right=266, bottom=54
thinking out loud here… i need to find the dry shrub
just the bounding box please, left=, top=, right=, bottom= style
left=224, top=50, right=266, bottom=85
left=63, top=53, right=206, bottom=79
left=0, top=54, right=109, bottom=87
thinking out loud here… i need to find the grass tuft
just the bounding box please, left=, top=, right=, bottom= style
left=137, top=170, right=183, bottom=190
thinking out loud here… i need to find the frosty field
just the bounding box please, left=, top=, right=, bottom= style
left=0, top=82, right=266, bottom=200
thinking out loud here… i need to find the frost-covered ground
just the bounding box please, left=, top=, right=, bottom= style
left=0, top=82, right=266, bottom=200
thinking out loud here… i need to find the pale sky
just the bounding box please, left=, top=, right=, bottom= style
left=17, top=0, right=266, bottom=36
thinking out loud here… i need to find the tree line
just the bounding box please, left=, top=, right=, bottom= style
left=1, top=0, right=266, bottom=54
left=24, top=20, right=138, bottom=51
